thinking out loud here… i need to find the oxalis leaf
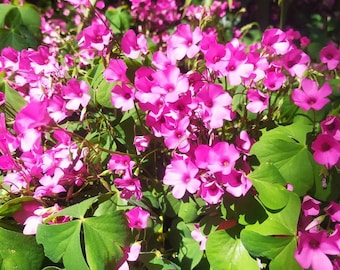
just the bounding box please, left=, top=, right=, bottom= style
left=250, top=122, right=320, bottom=196
left=205, top=229, right=259, bottom=270
left=247, top=162, right=290, bottom=210
left=36, top=195, right=131, bottom=270
left=0, top=227, right=44, bottom=270
left=240, top=230, right=302, bottom=270
left=245, top=192, right=301, bottom=236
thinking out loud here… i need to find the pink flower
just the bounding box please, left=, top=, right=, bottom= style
left=61, top=79, right=90, bottom=111
left=167, top=24, right=202, bottom=60
left=108, top=154, right=135, bottom=176
left=321, top=115, right=340, bottom=141
left=295, top=231, right=339, bottom=270
left=34, top=168, right=66, bottom=198
left=246, top=89, right=269, bottom=113
left=282, top=48, right=310, bottom=78
left=118, top=242, right=142, bottom=270
left=320, top=43, right=340, bottom=70
left=219, top=170, right=252, bottom=197
left=301, top=195, right=321, bottom=216
left=77, top=20, right=111, bottom=51
left=125, top=207, right=150, bottom=229
left=114, top=177, right=142, bottom=201
left=133, top=135, right=151, bottom=154
left=292, top=78, right=332, bottom=111
left=111, top=83, right=135, bottom=111
left=235, top=130, right=254, bottom=154
left=151, top=66, right=189, bottom=103
left=121, top=30, right=147, bottom=59
left=261, top=28, right=291, bottom=55
left=191, top=224, right=207, bottom=250
left=311, top=134, right=340, bottom=168
left=163, top=157, right=201, bottom=199
left=195, top=83, right=233, bottom=129
left=104, top=59, right=129, bottom=83
left=263, top=71, right=286, bottom=91
left=207, top=142, right=240, bottom=175
left=200, top=180, right=224, bottom=204
left=325, top=202, right=340, bottom=222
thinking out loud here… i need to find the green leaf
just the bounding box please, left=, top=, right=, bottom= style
left=205, top=229, right=259, bottom=270
left=250, top=123, right=320, bottom=195
left=138, top=252, right=181, bottom=270
left=18, top=4, right=41, bottom=34
left=3, top=82, right=26, bottom=118
left=0, top=28, right=30, bottom=51
left=178, top=197, right=199, bottom=223
left=241, top=230, right=301, bottom=270
left=36, top=221, right=88, bottom=269
left=0, top=227, right=44, bottom=270
left=0, top=4, right=15, bottom=28
left=175, top=221, right=203, bottom=269
left=52, top=196, right=99, bottom=219
left=83, top=214, right=130, bottom=269
left=269, top=238, right=302, bottom=270
left=240, top=230, right=293, bottom=259
left=105, top=6, right=133, bottom=34
left=87, top=62, right=116, bottom=109
left=245, top=192, right=300, bottom=235
left=4, top=7, right=22, bottom=29
left=248, top=163, right=290, bottom=209
left=36, top=195, right=131, bottom=270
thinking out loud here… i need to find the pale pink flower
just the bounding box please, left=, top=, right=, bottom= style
left=219, top=170, right=252, bottom=197
left=61, top=79, right=90, bottom=111
left=195, top=83, right=233, bottom=129
left=167, top=24, right=202, bottom=60
left=263, top=71, right=286, bottom=91
left=246, top=89, right=269, bottom=114
left=191, top=224, right=207, bottom=250
left=207, top=142, right=240, bottom=175
left=111, top=83, right=135, bottom=111
left=34, top=168, right=66, bottom=198
left=163, top=157, right=201, bottom=199
left=282, top=48, right=310, bottom=78
left=104, top=59, right=129, bottom=83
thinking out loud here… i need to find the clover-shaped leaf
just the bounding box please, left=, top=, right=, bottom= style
left=36, top=195, right=131, bottom=270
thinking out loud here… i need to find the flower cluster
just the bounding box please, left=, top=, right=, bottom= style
left=295, top=196, right=340, bottom=270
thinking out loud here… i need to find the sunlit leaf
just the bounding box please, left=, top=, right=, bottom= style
left=250, top=123, right=320, bottom=195
left=0, top=227, right=44, bottom=270
left=248, top=163, right=290, bottom=209
left=206, top=229, right=259, bottom=270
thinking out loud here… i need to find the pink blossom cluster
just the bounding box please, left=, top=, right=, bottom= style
left=295, top=196, right=340, bottom=270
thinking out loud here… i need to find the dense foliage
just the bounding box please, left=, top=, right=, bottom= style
left=0, top=0, right=339, bottom=269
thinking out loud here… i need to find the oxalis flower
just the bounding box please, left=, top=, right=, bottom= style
left=291, top=78, right=332, bottom=111
left=295, top=231, right=339, bottom=270
left=311, top=134, right=340, bottom=168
